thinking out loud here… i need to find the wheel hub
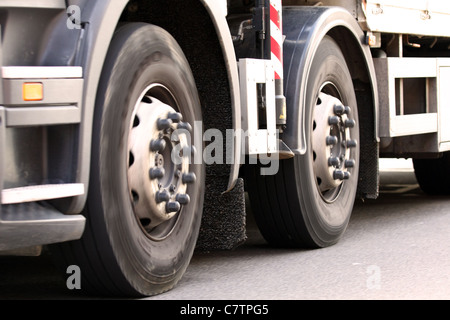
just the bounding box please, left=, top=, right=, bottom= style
left=127, top=95, right=195, bottom=231
left=312, top=92, right=357, bottom=194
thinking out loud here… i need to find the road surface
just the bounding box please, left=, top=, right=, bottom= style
left=1, top=159, right=449, bottom=300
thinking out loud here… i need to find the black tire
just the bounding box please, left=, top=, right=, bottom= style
left=413, top=152, right=450, bottom=195
left=50, top=23, right=204, bottom=297
left=247, top=36, right=360, bottom=248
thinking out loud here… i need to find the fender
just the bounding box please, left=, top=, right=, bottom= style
left=282, top=6, right=379, bottom=154
left=61, top=0, right=240, bottom=212
left=201, top=0, right=242, bottom=192
left=65, top=0, right=129, bottom=213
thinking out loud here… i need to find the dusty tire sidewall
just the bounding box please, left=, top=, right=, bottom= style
left=93, top=24, right=204, bottom=295
left=293, top=36, right=360, bottom=247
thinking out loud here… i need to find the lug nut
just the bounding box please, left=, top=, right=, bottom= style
left=344, top=106, right=351, bottom=115
left=328, top=157, right=340, bottom=167
left=155, top=190, right=170, bottom=203
left=176, top=194, right=190, bottom=205
left=328, top=116, right=340, bottom=125
left=150, top=138, right=166, bottom=152
left=345, top=119, right=355, bottom=128
left=182, top=172, right=196, bottom=184
left=333, top=170, right=345, bottom=180
left=345, top=159, right=356, bottom=168
left=149, top=167, right=165, bottom=180
left=346, top=139, right=357, bottom=148
left=333, top=170, right=351, bottom=180
left=168, top=112, right=183, bottom=123
left=190, top=145, right=197, bottom=157
left=157, top=118, right=173, bottom=131
left=166, top=201, right=181, bottom=213
left=326, top=136, right=338, bottom=146
left=181, top=146, right=194, bottom=159
left=334, top=104, right=345, bottom=115
left=177, top=122, right=192, bottom=133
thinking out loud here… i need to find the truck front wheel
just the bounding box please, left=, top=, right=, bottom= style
left=51, top=23, right=204, bottom=296
left=247, top=36, right=360, bottom=248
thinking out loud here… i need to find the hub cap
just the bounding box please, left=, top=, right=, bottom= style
left=127, top=88, right=195, bottom=237
left=312, top=91, right=357, bottom=202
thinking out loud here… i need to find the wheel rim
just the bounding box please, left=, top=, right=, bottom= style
left=127, top=84, right=196, bottom=240
left=312, top=82, right=357, bottom=203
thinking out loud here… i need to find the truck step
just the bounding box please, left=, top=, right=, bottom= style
left=0, top=202, right=85, bottom=251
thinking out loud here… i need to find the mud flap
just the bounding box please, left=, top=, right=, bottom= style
left=196, top=177, right=246, bottom=251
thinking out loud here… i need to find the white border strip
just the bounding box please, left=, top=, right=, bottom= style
left=2, top=183, right=85, bottom=205
left=2, top=67, right=83, bottom=79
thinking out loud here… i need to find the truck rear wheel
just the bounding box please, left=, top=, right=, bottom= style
left=413, top=152, right=450, bottom=195
left=51, top=23, right=204, bottom=296
left=247, top=36, right=360, bottom=248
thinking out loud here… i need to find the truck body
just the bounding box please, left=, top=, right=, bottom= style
left=1, top=0, right=449, bottom=296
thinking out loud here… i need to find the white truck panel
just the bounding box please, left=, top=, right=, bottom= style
left=364, top=0, right=450, bottom=37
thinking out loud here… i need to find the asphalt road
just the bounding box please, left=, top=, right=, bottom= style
left=1, top=160, right=449, bottom=300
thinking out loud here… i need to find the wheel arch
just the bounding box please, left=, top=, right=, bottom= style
left=118, top=0, right=241, bottom=192
left=282, top=6, right=380, bottom=199
left=69, top=0, right=240, bottom=212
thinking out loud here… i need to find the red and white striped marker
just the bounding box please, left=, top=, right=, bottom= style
left=270, top=0, right=283, bottom=80
left=269, top=0, right=286, bottom=126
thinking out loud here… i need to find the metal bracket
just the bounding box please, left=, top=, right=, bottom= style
left=253, top=4, right=267, bottom=40
left=239, top=58, right=277, bottom=156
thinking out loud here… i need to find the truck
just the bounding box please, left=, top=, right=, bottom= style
left=1, top=0, right=450, bottom=297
